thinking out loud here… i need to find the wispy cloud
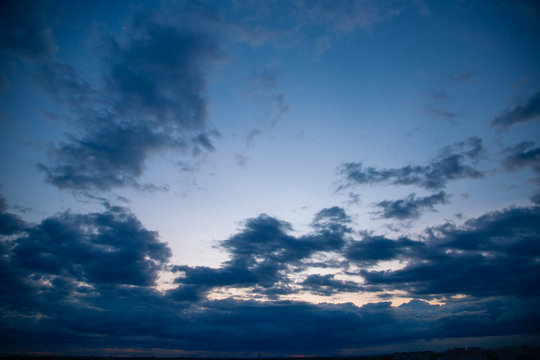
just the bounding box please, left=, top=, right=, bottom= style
left=375, top=191, right=450, bottom=220
left=338, top=137, right=484, bottom=191
left=492, top=91, right=540, bottom=129
left=502, top=141, right=540, bottom=176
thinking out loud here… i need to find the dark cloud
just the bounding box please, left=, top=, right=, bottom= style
left=312, top=206, right=352, bottom=232
left=502, top=141, right=540, bottom=175
left=301, top=274, right=361, bottom=295
left=38, top=122, right=179, bottom=190
left=1, top=203, right=540, bottom=354
left=173, top=209, right=351, bottom=299
left=345, top=235, right=424, bottom=266
left=34, top=9, right=221, bottom=191
left=222, top=212, right=348, bottom=266
left=0, top=196, right=25, bottom=235
left=375, top=191, right=450, bottom=220
left=0, top=0, right=56, bottom=62
left=0, top=204, right=173, bottom=350
left=492, top=91, right=540, bottom=128
left=32, top=61, right=99, bottom=112
left=338, top=137, right=484, bottom=190
left=360, top=206, right=540, bottom=298
left=10, top=206, right=170, bottom=287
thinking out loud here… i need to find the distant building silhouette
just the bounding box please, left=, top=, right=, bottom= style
left=394, top=350, right=435, bottom=360
left=495, top=346, right=540, bottom=360
left=445, top=347, right=488, bottom=360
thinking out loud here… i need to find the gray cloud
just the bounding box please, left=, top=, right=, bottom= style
left=502, top=141, right=540, bottom=175
left=1, top=201, right=539, bottom=354
left=0, top=0, right=56, bottom=62
left=30, top=8, right=222, bottom=191
left=346, top=235, right=424, bottom=266
left=11, top=206, right=171, bottom=287
left=492, top=91, right=540, bottom=128
left=375, top=191, right=450, bottom=220
left=338, top=137, right=484, bottom=191
left=300, top=274, right=362, bottom=296
left=360, top=206, right=540, bottom=298
left=173, top=208, right=351, bottom=300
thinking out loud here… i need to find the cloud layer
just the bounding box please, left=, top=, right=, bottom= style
left=1, top=195, right=539, bottom=354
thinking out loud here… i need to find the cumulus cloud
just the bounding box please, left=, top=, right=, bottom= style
left=492, top=91, right=540, bottom=128
left=7, top=207, right=170, bottom=287
left=172, top=208, right=351, bottom=299
left=375, top=191, right=450, bottom=220
left=338, top=137, right=484, bottom=190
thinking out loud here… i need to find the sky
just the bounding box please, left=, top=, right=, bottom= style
left=1, top=0, right=540, bottom=356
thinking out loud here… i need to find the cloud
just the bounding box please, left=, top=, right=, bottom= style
left=0, top=196, right=26, bottom=235
left=345, top=235, right=424, bottom=266
left=375, top=191, right=450, bottom=220
left=1, top=202, right=540, bottom=354
left=502, top=141, right=540, bottom=175
left=172, top=209, right=351, bottom=299
left=301, top=274, right=361, bottom=295
left=492, top=91, right=540, bottom=128
left=0, top=0, right=56, bottom=62
left=9, top=206, right=171, bottom=287
left=32, top=61, right=98, bottom=111
left=338, top=137, right=484, bottom=190
left=0, top=203, right=173, bottom=352
left=360, top=206, right=540, bottom=298
left=312, top=206, right=352, bottom=232
left=33, top=8, right=222, bottom=191
left=300, top=0, right=402, bottom=33
left=39, top=122, right=180, bottom=190
left=423, top=107, right=463, bottom=122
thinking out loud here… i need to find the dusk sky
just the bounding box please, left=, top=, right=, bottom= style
left=1, top=0, right=540, bottom=356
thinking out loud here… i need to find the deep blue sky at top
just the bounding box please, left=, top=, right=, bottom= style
left=0, top=0, right=539, bottom=356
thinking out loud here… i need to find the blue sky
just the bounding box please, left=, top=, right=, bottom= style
left=1, top=0, right=540, bottom=356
